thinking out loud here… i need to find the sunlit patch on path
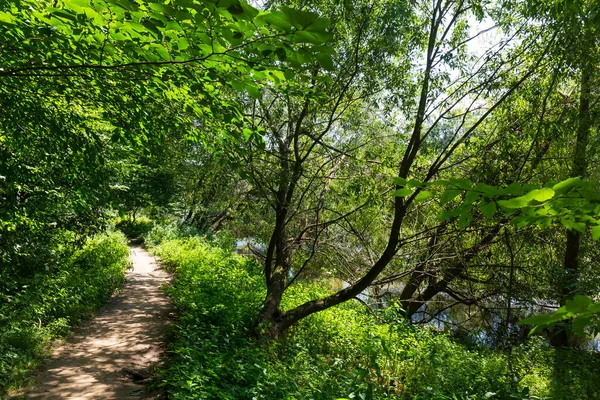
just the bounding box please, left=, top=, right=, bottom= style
left=21, top=244, right=171, bottom=399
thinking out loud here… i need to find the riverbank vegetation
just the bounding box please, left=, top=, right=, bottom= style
left=148, top=228, right=600, bottom=399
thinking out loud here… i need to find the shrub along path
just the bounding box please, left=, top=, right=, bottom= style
left=20, top=243, right=171, bottom=399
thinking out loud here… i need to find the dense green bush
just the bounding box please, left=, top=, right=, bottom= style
left=0, top=231, right=130, bottom=394
left=143, top=220, right=203, bottom=248
left=115, top=216, right=155, bottom=239
left=143, top=220, right=237, bottom=252
left=154, top=236, right=600, bottom=400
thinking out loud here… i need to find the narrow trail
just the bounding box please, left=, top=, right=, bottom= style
left=21, top=243, right=172, bottom=399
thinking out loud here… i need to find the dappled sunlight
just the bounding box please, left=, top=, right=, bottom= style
left=22, top=246, right=171, bottom=400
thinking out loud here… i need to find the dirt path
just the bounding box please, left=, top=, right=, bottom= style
left=21, top=244, right=172, bottom=399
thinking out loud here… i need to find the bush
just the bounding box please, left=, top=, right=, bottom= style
left=143, top=220, right=236, bottom=251
left=153, top=237, right=265, bottom=399
left=0, top=231, right=130, bottom=395
left=154, top=236, right=600, bottom=400
left=115, top=216, right=155, bottom=239
left=143, top=221, right=203, bottom=247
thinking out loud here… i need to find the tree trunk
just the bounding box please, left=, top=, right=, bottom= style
left=551, top=54, right=591, bottom=347
left=184, top=207, right=194, bottom=222
left=262, top=208, right=290, bottom=332
left=263, top=198, right=408, bottom=338
left=399, top=225, right=501, bottom=317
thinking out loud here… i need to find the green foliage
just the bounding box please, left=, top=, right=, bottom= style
left=0, top=0, right=335, bottom=302
left=520, top=295, right=600, bottom=337
left=0, top=89, right=123, bottom=277
left=152, top=237, right=265, bottom=399
left=394, top=177, right=600, bottom=234
left=0, top=231, right=130, bottom=394
left=1, top=0, right=334, bottom=127
left=152, top=235, right=600, bottom=400
left=115, top=216, right=155, bottom=239
left=143, top=220, right=204, bottom=248
left=2, top=0, right=333, bottom=72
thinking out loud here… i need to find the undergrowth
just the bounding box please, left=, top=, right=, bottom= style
left=0, top=231, right=130, bottom=395
left=150, top=231, right=600, bottom=400
left=115, top=216, right=155, bottom=239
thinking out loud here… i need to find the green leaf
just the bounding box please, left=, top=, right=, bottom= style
left=572, top=315, right=594, bottom=336
left=498, top=188, right=554, bottom=209
left=533, top=188, right=555, bottom=201
left=463, top=190, right=480, bottom=206
left=293, top=30, right=328, bottom=45
left=405, top=179, right=424, bottom=188
left=257, top=11, right=292, bottom=32
left=519, top=308, right=570, bottom=326
left=553, top=177, right=582, bottom=194
left=429, top=179, right=449, bottom=187
left=154, top=45, right=170, bottom=60
left=274, top=47, right=287, bottom=61
left=393, top=177, right=406, bottom=186
left=123, top=21, right=147, bottom=33
left=500, top=182, right=523, bottom=196
left=178, top=38, right=190, bottom=50
left=474, top=183, right=500, bottom=196
left=148, top=3, right=176, bottom=16
left=175, top=10, right=194, bottom=21
left=414, top=191, right=432, bottom=203
left=305, top=16, right=330, bottom=33
left=478, top=201, right=497, bottom=218
left=457, top=211, right=472, bottom=229
left=449, top=178, right=473, bottom=190
left=440, top=189, right=462, bottom=205
left=511, top=215, right=534, bottom=228
left=498, top=196, right=530, bottom=209
left=315, top=53, right=334, bottom=71
left=110, top=31, right=128, bottom=41
left=280, top=5, right=318, bottom=28
left=107, top=0, right=139, bottom=10
left=572, top=222, right=586, bottom=233
left=392, top=188, right=412, bottom=197
left=49, top=9, right=78, bottom=22
left=591, top=225, right=600, bottom=240
left=165, top=21, right=182, bottom=31
left=560, top=217, right=574, bottom=230
left=565, top=295, right=593, bottom=313
left=238, top=1, right=259, bottom=19
left=246, top=84, right=261, bottom=98
left=68, top=0, right=92, bottom=6
left=438, top=208, right=462, bottom=221
left=226, top=3, right=245, bottom=15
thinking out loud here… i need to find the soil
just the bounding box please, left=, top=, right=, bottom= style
left=16, top=243, right=172, bottom=400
